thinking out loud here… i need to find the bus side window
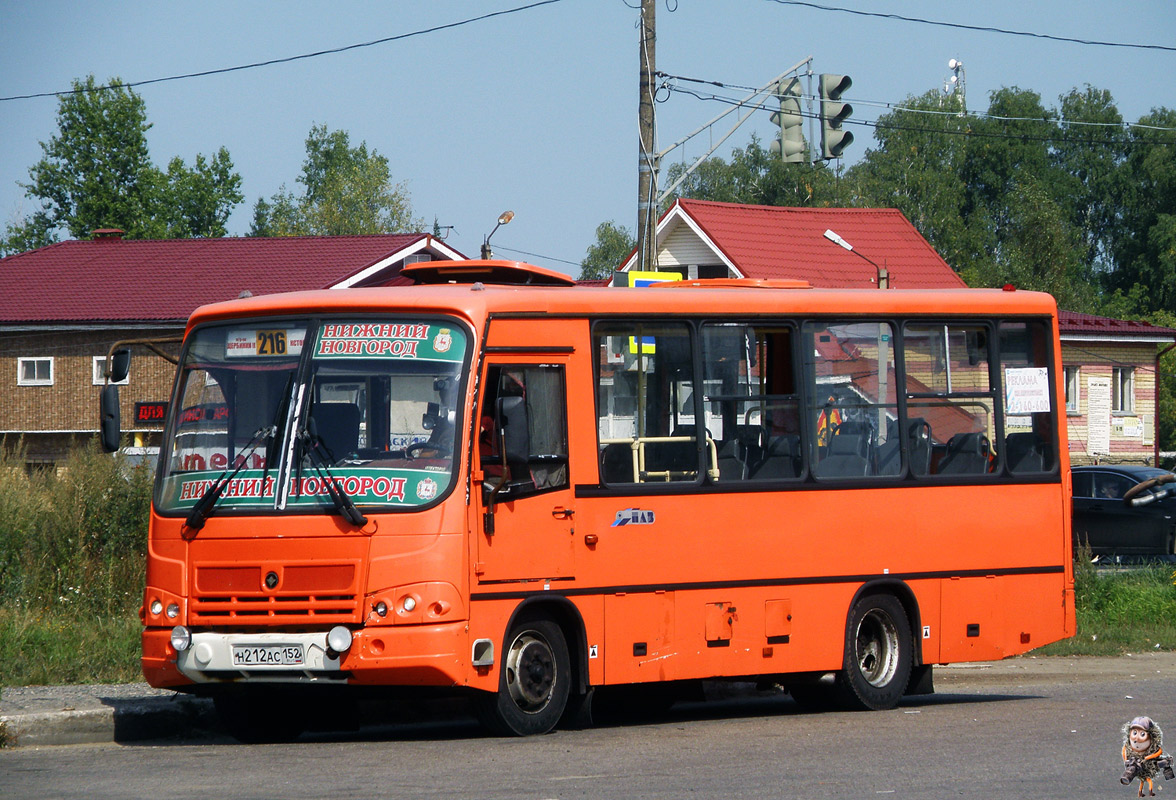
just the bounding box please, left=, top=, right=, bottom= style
left=595, top=322, right=700, bottom=484
left=999, top=320, right=1057, bottom=475
left=701, top=322, right=801, bottom=483
left=483, top=365, right=569, bottom=496
left=903, top=323, right=997, bottom=477
left=802, top=321, right=899, bottom=479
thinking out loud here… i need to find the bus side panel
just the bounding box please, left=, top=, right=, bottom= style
left=600, top=584, right=856, bottom=684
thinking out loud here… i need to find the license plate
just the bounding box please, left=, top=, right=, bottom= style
left=232, top=644, right=305, bottom=666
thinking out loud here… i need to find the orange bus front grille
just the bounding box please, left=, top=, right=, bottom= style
left=191, top=594, right=360, bottom=623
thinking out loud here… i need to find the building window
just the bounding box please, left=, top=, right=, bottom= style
left=1064, top=366, right=1080, bottom=414
left=1112, top=367, right=1134, bottom=413
left=92, top=355, right=129, bottom=386
left=17, top=357, right=53, bottom=386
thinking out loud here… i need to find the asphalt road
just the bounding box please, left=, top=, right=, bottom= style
left=3, top=653, right=1175, bottom=800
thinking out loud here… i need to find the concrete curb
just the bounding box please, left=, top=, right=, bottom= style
left=1, top=693, right=216, bottom=748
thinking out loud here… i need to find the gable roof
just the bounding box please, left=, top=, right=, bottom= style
left=1058, top=310, right=1176, bottom=342
left=0, top=233, right=466, bottom=324
left=623, top=198, right=966, bottom=290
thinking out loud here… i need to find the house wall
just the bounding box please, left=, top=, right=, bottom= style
left=1062, top=340, right=1159, bottom=466
left=1, top=327, right=181, bottom=463
left=655, top=226, right=731, bottom=278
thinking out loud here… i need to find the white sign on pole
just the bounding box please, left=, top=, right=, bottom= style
left=1087, top=375, right=1111, bottom=456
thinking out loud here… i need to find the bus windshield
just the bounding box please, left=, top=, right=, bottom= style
left=156, top=317, right=468, bottom=515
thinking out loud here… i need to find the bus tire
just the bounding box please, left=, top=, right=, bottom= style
left=836, top=593, right=912, bottom=711
left=477, top=619, right=570, bottom=736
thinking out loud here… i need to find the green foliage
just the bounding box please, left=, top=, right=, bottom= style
left=578, top=220, right=635, bottom=281
left=1, top=75, right=242, bottom=253
left=1039, top=554, right=1176, bottom=656
left=662, top=135, right=845, bottom=209
left=250, top=124, right=422, bottom=236
left=0, top=441, right=150, bottom=685
left=0, top=440, right=150, bottom=615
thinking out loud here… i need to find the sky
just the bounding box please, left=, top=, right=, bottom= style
left=1, top=0, right=1174, bottom=277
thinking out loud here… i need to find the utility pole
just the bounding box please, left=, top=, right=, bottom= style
left=636, top=0, right=657, bottom=272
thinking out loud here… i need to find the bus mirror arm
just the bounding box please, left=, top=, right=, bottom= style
left=483, top=441, right=511, bottom=536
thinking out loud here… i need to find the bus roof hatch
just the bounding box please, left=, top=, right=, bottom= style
left=401, top=260, right=577, bottom=287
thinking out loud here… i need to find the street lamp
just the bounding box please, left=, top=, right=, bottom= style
left=481, top=211, right=514, bottom=260
left=822, top=228, right=888, bottom=289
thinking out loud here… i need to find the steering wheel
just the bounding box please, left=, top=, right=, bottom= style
left=406, top=441, right=450, bottom=459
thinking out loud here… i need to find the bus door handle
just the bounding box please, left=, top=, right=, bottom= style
left=552, top=506, right=574, bottom=520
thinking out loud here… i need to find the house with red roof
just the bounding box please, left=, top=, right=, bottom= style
left=0, top=230, right=465, bottom=463
left=616, top=198, right=967, bottom=289
left=615, top=198, right=1176, bottom=466
left=1058, top=311, right=1176, bottom=466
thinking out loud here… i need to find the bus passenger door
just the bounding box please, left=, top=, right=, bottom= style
left=475, top=361, right=575, bottom=583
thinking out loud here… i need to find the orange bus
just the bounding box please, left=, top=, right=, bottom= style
left=103, top=260, right=1074, bottom=739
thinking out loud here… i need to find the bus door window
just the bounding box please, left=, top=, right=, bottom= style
left=482, top=365, right=569, bottom=498
left=901, top=323, right=996, bottom=476
left=803, top=321, right=899, bottom=479
left=998, top=320, right=1057, bottom=474
left=701, top=322, right=801, bottom=482
left=595, top=322, right=701, bottom=484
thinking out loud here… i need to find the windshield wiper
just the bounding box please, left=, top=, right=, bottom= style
left=298, top=427, right=368, bottom=527
left=184, top=425, right=276, bottom=532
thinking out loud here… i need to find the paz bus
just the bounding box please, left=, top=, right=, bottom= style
left=101, top=259, right=1075, bottom=739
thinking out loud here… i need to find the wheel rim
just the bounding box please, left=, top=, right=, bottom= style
left=855, top=608, right=900, bottom=688
left=504, top=630, right=557, bottom=713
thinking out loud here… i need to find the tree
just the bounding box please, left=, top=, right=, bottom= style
left=1, top=75, right=242, bottom=255
left=661, top=135, right=845, bottom=209
left=579, top=221, right=635, bottom=281
left=1052, top=86, right=1129, bottom=274
left=1108, top=108, right=1176, bottom=314
left=250, top=124, right=422, bottom=236
left=849, top=90, right=977, bottom=270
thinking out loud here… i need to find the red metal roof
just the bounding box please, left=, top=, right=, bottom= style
left=1058, top=310, right=1176, bottom=339
left=0, top=234, right=444, bottom=323
left=661, top=199, right=966, bottom=290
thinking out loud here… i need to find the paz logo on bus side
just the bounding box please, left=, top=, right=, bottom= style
left=612, top=508, right=655, bottom=527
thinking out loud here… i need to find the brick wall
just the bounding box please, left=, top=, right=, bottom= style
left=1, top=326, right=181, bottom=462
left=1062, top=340, right=1159, bottom=466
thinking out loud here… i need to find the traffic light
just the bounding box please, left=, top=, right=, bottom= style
left=818, top=74, right=854, bottom=160
left=769, top=77, right=806, bottom=163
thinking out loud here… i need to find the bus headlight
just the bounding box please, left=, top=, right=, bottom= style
left=170, top=626, right=192, bottom=652
left=166, top=603, right=180, bottom=619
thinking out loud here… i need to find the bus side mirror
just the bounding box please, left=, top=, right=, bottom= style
left=108, top=348, right=131, bottom=383
left=100, top=384, right=121, bottom=453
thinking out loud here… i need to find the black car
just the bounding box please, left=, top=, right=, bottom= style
left=1072, top=465, right=1176, bottom=555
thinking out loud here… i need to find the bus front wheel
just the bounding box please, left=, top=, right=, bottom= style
left=837, top=593, right=912, bottom=711
left=477, top=619, right=570, bottom=736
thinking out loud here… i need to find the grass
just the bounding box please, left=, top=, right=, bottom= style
left=0, top=440, right=150, bottom=687
left=1037, top=550, right=1176, bottom=656
left=2, top=440, right=1176, bottom=684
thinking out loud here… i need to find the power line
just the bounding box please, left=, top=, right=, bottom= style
left=661, top=73, right=1176, bottom=133
left=490, top=243, right=583, bottom=269
left=764, top=0, right=1176, bottom=53
left=666, top=85, right=1176, bottom=148
left=0, top=0, right=566, bottom=103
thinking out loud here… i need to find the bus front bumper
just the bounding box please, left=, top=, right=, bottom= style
left=142, top=623, right=469, bottom=689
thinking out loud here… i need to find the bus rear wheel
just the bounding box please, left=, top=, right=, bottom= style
left=477, top=619, right=570, bottom=736
left=836, top=593, right=912, bottom=711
